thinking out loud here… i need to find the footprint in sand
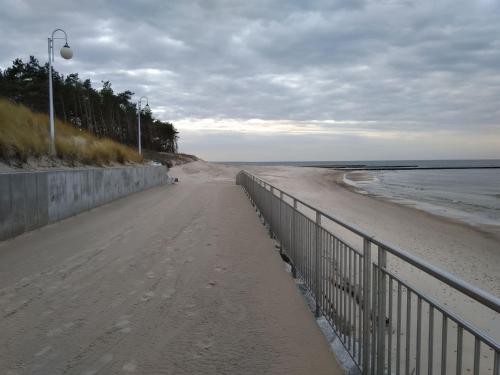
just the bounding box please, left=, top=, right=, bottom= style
left=46, top=327, right=63, bottom=337
left=83, top=354, right=114, bottom=375
left=141, top=291, right=155, bottom=302
left=122, top=361, right=137, bottom=372
left=115, top=317, right=132, bottom=333
left=161, top=288, right=176, bottom=299
left=196, top=338, right=213, bottom=350
left=35, top=345, right=52, bottom=357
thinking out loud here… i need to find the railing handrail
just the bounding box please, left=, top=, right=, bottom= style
left=239, top=170, right=500, bottom=314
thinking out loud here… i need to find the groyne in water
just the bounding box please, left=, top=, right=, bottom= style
left=306, top=165, right=500, bottom=170
left=0, top=165, right=169, bottom=241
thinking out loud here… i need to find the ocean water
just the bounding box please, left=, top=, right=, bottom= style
left=223, top=159, right=500, bottom=227
left=342, top=165, right=500, bottom=227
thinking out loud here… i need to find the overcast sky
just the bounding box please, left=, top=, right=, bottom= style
left=1, top=0, right=500, bottom=161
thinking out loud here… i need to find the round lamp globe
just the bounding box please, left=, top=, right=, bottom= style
left=60, top=44, right=73, bottom=60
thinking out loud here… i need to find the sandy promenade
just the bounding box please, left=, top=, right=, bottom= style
left=0, top=161, right=341, bottom=375
left=236, top=163, right=500, bottom=342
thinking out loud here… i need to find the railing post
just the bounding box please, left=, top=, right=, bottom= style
left=251, top=174, right=254, bottom=204
left=250, top=175, right=254, bottom=206
left=279, top=191, right=283, bottom=243
left=269, top=186, right=274, bottom=237
left=291, top=199, right=298, bottom=278
left=363, top=238, right=372, bottom=375
left=315, top=211, right=322, bottom=317
left=377, top=247, right=387, bottom=375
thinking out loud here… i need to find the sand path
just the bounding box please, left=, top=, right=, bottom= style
left=0, top=162, right=341, bottom=374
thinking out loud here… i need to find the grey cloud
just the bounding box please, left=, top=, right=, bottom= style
left=1, top=0, right=499, bottom=160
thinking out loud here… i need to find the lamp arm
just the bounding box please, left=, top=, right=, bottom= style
left=51, top=28, right=68, bottom=43
left=49, top=29, right=69, bottom=62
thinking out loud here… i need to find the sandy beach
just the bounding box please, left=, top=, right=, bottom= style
left=176, top=162, right=499, bottom=343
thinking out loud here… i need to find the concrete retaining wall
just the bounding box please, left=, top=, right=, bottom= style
left=0, top=165, right=168, bottom=241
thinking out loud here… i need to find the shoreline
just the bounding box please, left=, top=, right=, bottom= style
left=338, top=170, right=500, bottom=240
left=339, top=169, right=500, bottom=240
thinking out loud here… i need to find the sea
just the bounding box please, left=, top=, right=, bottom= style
left=223, top=159, right=500, bottom=228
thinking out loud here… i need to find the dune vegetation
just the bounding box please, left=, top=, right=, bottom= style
left=0, top=57, right=178, bottom=155
left=0, top=99, right=143, bottom=166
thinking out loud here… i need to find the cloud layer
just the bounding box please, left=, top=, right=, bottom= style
left=1, top=0, right=500, bottom=160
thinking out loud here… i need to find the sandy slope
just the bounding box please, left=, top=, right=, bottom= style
left=0, top=161, right=341, bottom=375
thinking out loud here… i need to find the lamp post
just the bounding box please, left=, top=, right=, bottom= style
left=48, top=28, right=73, bottom=155
left=137, top=96, right=149, bottom=155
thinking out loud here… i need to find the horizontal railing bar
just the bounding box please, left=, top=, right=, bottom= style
left=374, top=241, right=500, bottom=314
left=240, top=170, right=500, bottom=314
left=246, top=172, right=372, bottom=237
left=250, top=174, right=364, bottom=257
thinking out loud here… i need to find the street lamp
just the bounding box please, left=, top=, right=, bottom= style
left=137, top=96, right=149, bottom=155
left=48, top=28, right=73, bottom=155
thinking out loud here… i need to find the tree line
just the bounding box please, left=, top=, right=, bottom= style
left=0, top=56, right=178, bottom=153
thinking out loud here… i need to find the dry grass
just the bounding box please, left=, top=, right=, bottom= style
left=0, top=99, right=143, bottom=166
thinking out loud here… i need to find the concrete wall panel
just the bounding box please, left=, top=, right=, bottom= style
left=36, top=172, right=49, bottom=227
left=48, top=172, right=65, bottom=222
left=0, top=174, right=12, bottom=239
left=9, top=173, right=27, bottom=237
left=23, top=173, right=40, bottom=231
left=93, top=169, right=104, bottom=207
left=60, top=171, right=73, bottom=220
left=0, top=165, right=168, bottom=241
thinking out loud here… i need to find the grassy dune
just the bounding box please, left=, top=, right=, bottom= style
left=0, top=99, right=143, bottom=166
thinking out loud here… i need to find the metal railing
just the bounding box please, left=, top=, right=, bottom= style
left=236, top=170, right=500, bottom=375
